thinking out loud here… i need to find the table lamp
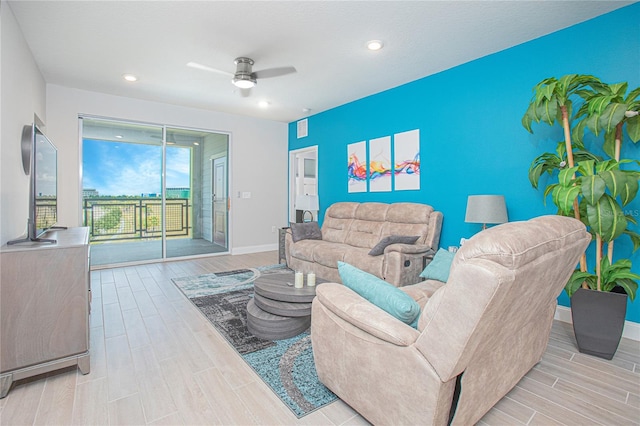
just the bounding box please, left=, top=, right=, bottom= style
left=465, top=195, right=508, bottom=230
left=295, top=194, right=319, bottom=222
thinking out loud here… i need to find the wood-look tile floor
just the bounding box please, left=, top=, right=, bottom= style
left=1, top=250, right=638, bottom=425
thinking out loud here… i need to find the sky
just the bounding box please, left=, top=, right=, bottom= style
left=82, top=139, right=190, bottom=196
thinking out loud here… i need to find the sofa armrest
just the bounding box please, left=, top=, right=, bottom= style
left=314, top=283, right=421, bottom=346
left=384, top=243, right=435, bottom=256
left=284, top=228, right=294, bottom=265
left=401, top=280, right=446, bottom=308
left=384, top=247, right=437, bottom=287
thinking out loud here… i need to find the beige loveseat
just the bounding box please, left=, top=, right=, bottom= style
left=285, top=202, right=443, bottom=287
left=311, top=215, right=590, bottom=425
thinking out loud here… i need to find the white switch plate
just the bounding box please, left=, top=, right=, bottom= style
left=242, top=191, right=251, bottom=199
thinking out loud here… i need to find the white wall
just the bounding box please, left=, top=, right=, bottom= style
left=45, top=85, right=288, bottom=252
left=0, top=1, right=47, bottom=245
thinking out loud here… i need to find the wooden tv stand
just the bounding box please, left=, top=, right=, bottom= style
left=0, top=227, right=90, bottom=398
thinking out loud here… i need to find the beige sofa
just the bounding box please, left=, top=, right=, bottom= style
left=285, top=202, right=443, bottom=287
left=311, top=215, right=590, bottom=425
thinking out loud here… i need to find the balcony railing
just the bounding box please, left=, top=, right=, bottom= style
left=82, top=197, right=190, bottom=242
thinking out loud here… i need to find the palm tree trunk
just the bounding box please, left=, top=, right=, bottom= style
left=562, top=105, right=588, bottom=274
left=596, top=234, right=603, bottom=291
left=607, top=122, right=623, bottom=263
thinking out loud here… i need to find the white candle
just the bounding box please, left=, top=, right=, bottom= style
left=307, top=272, right=316, bottom=287
left=294, top=271, right=304, bottom=288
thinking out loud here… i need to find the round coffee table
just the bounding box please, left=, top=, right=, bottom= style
left=246, top=272, right=326, bottom=340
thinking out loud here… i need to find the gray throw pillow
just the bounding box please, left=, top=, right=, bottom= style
left=291, top=222, right=322, bottom=243
left=368, top=235, right=419, bottom=256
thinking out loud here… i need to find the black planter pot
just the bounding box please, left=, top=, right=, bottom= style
left=570, top=288, right=627, bottom=360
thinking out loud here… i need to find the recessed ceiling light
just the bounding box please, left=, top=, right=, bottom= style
left=115, top=135, right=123, bottom=139
left=123, top=74, right=138, bottom=82
left=302, top=108, right=311, bottom=113
left=258, top=101, right=270, bottom=108
left=193, top=142, right=200, bottom=146
left=366, top=40, right=384, bottom=51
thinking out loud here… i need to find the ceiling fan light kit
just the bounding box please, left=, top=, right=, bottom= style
left=232, top=57, right=257, bottom=89
left=232, top=76, right=256, bottom=89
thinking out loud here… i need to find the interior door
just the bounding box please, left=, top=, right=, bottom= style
left=289, top=146, right=318, bottom=223
left=212, top=156, right=228, bottom=247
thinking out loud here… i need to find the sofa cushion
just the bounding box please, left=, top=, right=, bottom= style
left=345, top=219, right=385, bottom=248
left=368, top=235, right=420, bottom=256
left=354, top=202, right=390, bottom=221
left=338, top=262, right=421, bottom=327
left=382, top=203, right=435, bottom=245
left=344, top=248, right=384, bottom=278
left=290, top=221, right=322, bottom=243
left=419, top=248, right=455, bottom=282
left=385, top=202, right=434, bottom=224
left=289, top=239, right=334, bottom=262
left=321, top=202, right=359, bottom=243
left=313, top=243, right=350, bottom=268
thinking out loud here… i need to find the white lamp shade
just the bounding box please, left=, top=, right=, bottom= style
left=465, top=195, right=508, bottom=225
left=295, top=194, right=319, bottom=211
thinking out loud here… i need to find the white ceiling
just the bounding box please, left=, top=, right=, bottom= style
left=7, top=1, right=633, bottom=123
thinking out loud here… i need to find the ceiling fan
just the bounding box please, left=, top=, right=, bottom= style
left=187, top=57, right=296, bottom=93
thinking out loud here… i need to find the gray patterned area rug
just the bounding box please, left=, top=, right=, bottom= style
left=171, top=265, right=337, bottom=418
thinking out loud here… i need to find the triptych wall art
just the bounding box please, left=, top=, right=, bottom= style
left=347, top=129, right=420, bottom=193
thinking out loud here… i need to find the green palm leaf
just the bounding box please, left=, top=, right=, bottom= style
left=536, top=99, right=557, bottom=126
left=597, top=103, right=627, bottom=134
left=619, top=173, right=639, bottom=206
left=552, top=185, right=580, bottom=214
left=586, top=194, right=627, bottom=241
left=565, top=270, right=596, bottom=297
left=602, top=131, right=617, bottom=158
left=581, top=175, right=605, bottom=205
left=599, top=169, right=624, bottom=198
left=614, top=279, right=637, bottom=301
left=626, top=114, right=640, bottom=142
left=623, top=229, right=640, bottom=252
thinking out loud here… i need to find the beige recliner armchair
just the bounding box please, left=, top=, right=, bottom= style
left=311, top=215, right=590, bottom=425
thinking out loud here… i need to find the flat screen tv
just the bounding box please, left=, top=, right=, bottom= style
left=8, top=124, right=59, bottom=244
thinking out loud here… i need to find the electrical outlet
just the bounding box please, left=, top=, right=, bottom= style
left=271, top=226, right=276, bottom=233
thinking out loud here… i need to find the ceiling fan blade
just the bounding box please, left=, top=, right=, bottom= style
left=186, top=61, right=233, bottom=76
left=253, top=66, right=297, bottom=79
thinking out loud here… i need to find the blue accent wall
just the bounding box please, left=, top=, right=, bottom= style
left=288, top=4, right=640, bottom=323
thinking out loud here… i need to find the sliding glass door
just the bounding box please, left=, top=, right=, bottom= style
left=164, top=127, right=229, bottom=259
left=81, top=117, right=229, bottom=266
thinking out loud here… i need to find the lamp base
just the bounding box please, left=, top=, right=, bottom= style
left=302, top=210, right=314, bottom=222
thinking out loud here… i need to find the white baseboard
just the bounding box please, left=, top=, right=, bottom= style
left=555, top=305, right=640, bottom=342
left=231, top=243, right=278, bottom=255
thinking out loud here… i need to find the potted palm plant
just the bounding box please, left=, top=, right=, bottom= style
left=523, top=74, right=640, bottom=359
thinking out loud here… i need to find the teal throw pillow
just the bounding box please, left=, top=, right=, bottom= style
left=419, top=248, right=455, bottom=282
left=337, top=262, right=421, bottom=328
